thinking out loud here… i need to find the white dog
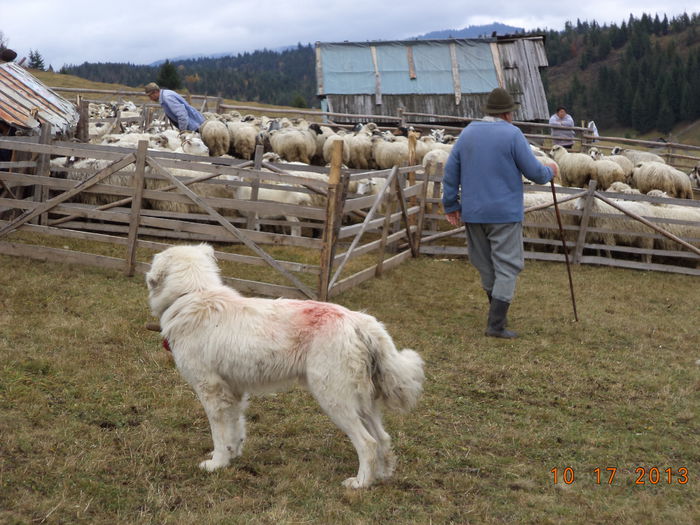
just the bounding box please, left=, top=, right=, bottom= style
left=146, top=244, right=424, bottom=488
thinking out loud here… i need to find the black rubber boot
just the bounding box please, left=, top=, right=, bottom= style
left=485, top=298, right=518, bottom=339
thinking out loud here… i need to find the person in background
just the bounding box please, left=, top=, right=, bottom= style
left=442, top=87, right=558, bottom=339
left=144, top=82, right=204, bottom=132
left=549, top=106, right=575, bottom=149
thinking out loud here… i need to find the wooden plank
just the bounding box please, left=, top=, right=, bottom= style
left=221, top=276, right=310, bottom=299
left=0, top=241, right=128, bottom=271
left=578, top=255, right=700, bottom=276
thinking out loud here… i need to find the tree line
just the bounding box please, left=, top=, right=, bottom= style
left=537, top=12, right=700, bottom=134
left=58, top=44, right=317, bottom=109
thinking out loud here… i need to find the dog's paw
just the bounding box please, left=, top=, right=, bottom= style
left=342, top=476, right=371, bottom=489
left=199, top=458, right=229, bottom=472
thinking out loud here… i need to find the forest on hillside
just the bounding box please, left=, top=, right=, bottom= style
left=536, top=12, right=700, bottom=134
left=28, top=12, right=700, bottom=134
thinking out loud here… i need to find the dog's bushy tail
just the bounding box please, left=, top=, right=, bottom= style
left=364, top=322, right=425, bottom=412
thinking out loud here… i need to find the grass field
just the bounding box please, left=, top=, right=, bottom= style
left=1, top=247, right=698, bottom=524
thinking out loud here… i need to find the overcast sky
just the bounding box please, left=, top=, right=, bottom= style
left=0, top=1, right=696, bottom=69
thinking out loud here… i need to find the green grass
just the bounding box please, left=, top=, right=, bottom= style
left=1, top=251, right=698, bottom=524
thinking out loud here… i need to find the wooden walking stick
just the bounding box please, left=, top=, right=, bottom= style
left=550, top=180, right=579, bottom=322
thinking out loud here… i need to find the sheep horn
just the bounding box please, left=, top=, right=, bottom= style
left=550, top=180, right=579, bottom=322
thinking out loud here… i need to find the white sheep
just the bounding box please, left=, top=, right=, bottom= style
left=322, top=132, right=351, bottom=166
left=550, top=145, right=597, bottom=188
left=647, top=201, right=700, bottom=256
left=591, top=158, right=626, bottom=190
left=629, top=161, right=694, bottom=199
left=226, top=120, right=259, bottom=160
left=606, top=181, right=641, bottom=194
left=588, top=147, right=635, bottom=180
left=179, top=132, right=209, bottom=156
left=199, top=118, right=230, bottom=157
left=233, top=178, right=312, bottom=237
left=611, top=146, right=666, bottom=165
left=372, top=135, right=410, bottom=170
left=345, top=128, right=376, bottom=169
left=269, top=127, right=317, bottom=164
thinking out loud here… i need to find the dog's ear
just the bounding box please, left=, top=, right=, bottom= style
left=198, top=243, right=216, bottom=261
left=146, top=256, right=166, bottom=292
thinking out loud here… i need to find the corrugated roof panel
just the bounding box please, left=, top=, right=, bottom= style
left=318, top=40, right=498, bottom=96
left=0, top=62, right=79, bottom=134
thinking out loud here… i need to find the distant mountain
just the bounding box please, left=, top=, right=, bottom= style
left=412, top=23, right=524, bottom=40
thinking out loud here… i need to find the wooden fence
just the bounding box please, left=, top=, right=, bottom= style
left=419, top=177, right=700, bottom=276
left=2, top=86, right=699, bottom=286
left=0, top=134, right=429, bottom=299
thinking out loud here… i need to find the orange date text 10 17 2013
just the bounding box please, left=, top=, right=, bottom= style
left=550, top=467, right=689, bottom=485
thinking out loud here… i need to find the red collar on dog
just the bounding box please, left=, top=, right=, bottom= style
left=162, top=339, right=172, bottom=352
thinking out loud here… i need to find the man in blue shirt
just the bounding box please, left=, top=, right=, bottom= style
left=144, top=82, right=205, bottom=132
left=442, top=87, right=558, bottom=338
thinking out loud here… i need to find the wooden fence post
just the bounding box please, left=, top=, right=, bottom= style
left=573, top=180, right=597, bottom=264
left=33, top=123, right=52, bottom=226
left=407, top=131, right=418, bottom=226
left=125, top=140, right=148, bottom=276
left=246, top=145, right=263, bottom=231
left=318, top=140, right=345, bottom=301
left=77, top=98, right=90, bottom=142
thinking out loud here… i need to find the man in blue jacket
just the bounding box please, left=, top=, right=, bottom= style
left=442, top=87, right=558, bottom=339
left=144, top=82, right=205, bottom=132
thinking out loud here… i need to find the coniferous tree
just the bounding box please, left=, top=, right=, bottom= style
left=656, top=100, right=675, bottom=133
left=156, top=60, right=182, bottom=90
left=28, top=50, right=46, bottom=70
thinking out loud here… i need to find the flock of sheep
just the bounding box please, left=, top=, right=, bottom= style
left=50, top=101, right=700, bottom=261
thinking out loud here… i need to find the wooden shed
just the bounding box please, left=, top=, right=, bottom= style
left=315, top=35, right=549, bottom=123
